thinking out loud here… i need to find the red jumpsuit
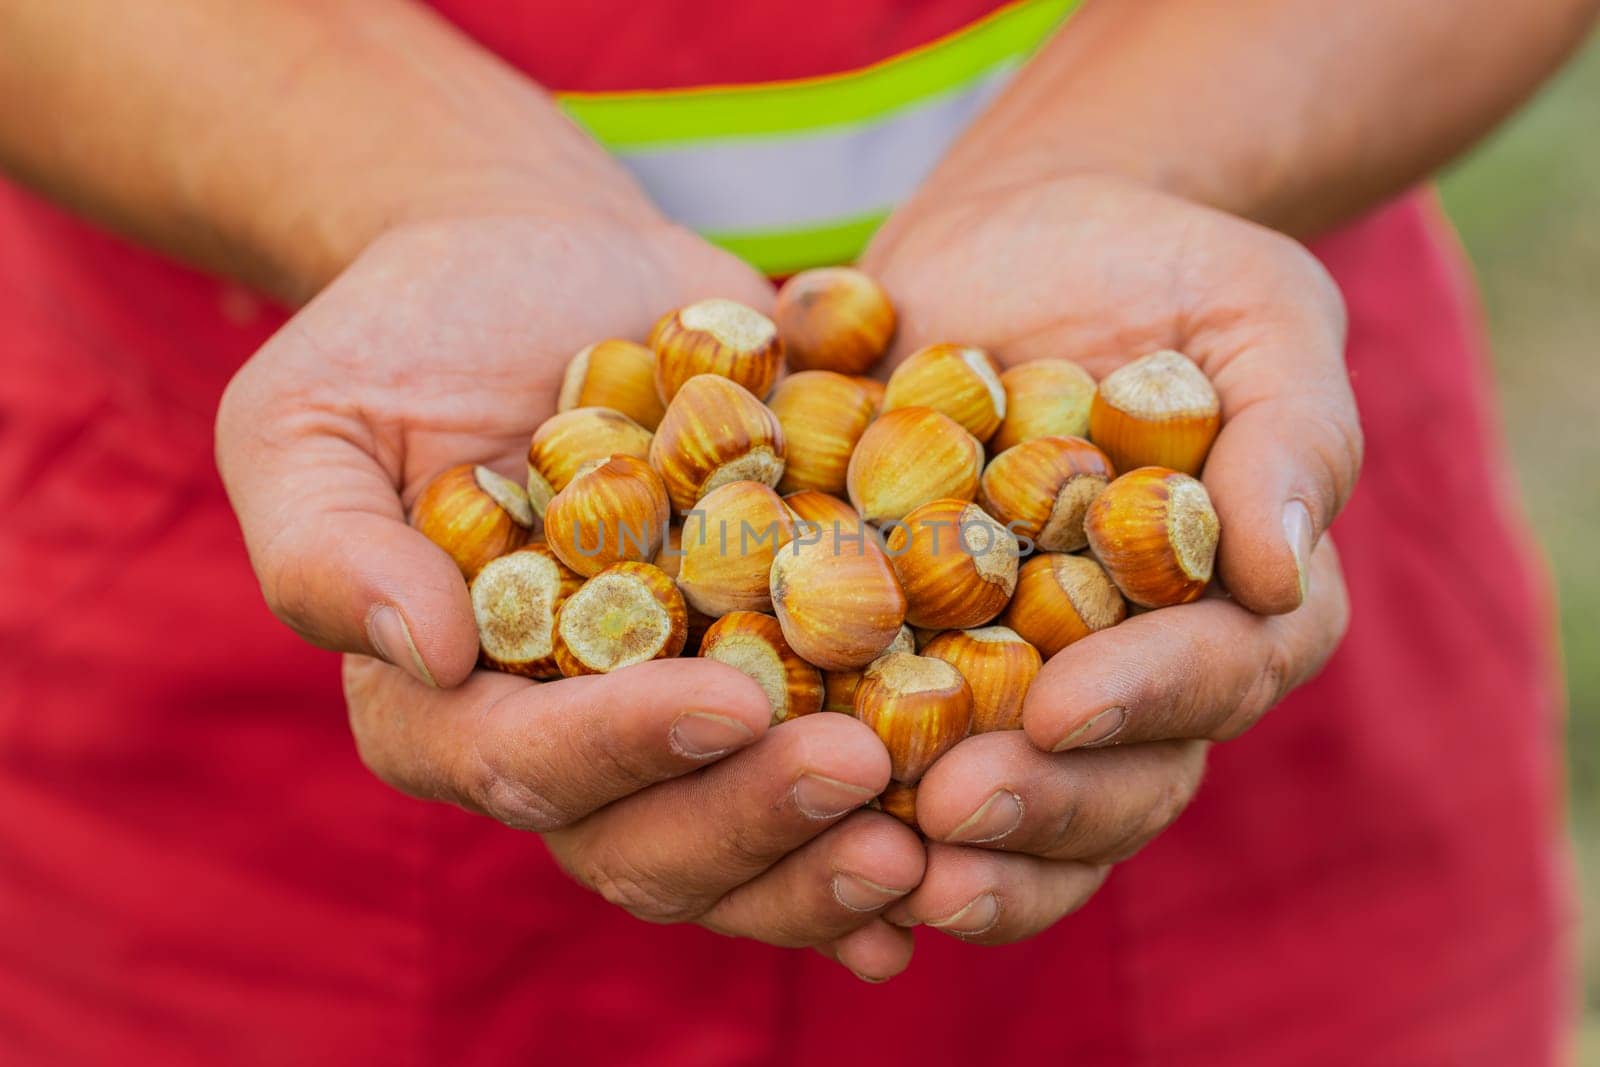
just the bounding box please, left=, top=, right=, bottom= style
left=0, top=2, right=1570, bottom=1063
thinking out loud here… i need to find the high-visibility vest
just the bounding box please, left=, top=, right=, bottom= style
left=557, top=0, right=1077, bottom=275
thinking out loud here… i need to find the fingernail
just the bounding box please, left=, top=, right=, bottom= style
left=366, top=605, right=436, bottom=687
left=945, top=790, right=1023, bottom=844
left=670, top=712, right=755, bottom=759
left=1282, top=501, right=1314, bottom=601
left=1053, top=706, right=1126, bottom=752
left=793, top=774, right=877, bottom=819
left=929, top=893, right=1000, bottom=936
left=832, top=873, right=910, bottom=912
left=849, top=969, right=890, bottom=985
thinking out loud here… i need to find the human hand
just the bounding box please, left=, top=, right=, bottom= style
left=217, top=216, right=923, bottom=979
left=859, top=174, right=1359, bottom=941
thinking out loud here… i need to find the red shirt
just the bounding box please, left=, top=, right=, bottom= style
left=0, top=3, right=1569, bottom=1063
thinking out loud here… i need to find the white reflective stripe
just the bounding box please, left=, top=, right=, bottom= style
left=610, top=63, right=1020, bottom=234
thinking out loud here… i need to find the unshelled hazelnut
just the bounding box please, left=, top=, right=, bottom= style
left=526, top=407, right=653, bottom=515
left=470, top=543, right=583, bottom=678
left=677, top=481, right=797, bottom=617
left=978, top=435, right=1115, bottom=553
left=769, top=529, right=907, bottom=670
left=881, top=343, right=1007, bottom=443
left=884, top=499, right=1018, bottom=630
left=772, top=267, right=896, bottom=375
left=650, top=298, right=782, bottom=403
left=1084, top=466, right=1220, bottom=607
left=766, top=371, right=876, bottom=495
left=921, top=626, right=1042, bottom=733
left=876, top=781, right=920, bottom=832
left=853, top=652, right=973, bottom=784
left=990, top=359, right=1097, bottom=453
left=1089, top=350, right=1220, bottom=476
left=543, top=454, right=670, bottom=578
left=558, top=339, right=667, bottom=431
left=410, top=463, right=535, bottom=578
left=846, top=407, right=982, bottom=525
left=1001, top=552, right=1127, bottom=658
left=649, top=374, right=786, bottom=513
left=699, top=611, right=824, bottom=723
left=551, top=562, right=688, bottom=676
left=821, top=626, right=913, bottom=712
left=782, top=489, right=866, bottom=536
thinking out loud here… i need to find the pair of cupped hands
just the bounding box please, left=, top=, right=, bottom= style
left=217, top=173, right=1359, bottom=982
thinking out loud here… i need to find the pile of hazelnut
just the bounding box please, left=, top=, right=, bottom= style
left=410, top=268, right=1222, bottom=828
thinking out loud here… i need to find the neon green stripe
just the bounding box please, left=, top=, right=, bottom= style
left=558, top=0, right=1076, bottom=148
left=704, top=212, right=891, bottom=276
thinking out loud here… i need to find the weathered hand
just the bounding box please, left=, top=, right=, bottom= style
left=861, top=174, right=1359, bottom=942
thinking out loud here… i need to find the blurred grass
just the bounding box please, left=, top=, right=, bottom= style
left=1435, top=28, right=1600, bottom=1048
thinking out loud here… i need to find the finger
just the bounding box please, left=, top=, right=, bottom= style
left=884, top=844, right=1108, bottom=946
left=699, top=811, right=925, bottom=947
left=816, top=920, right=917, bottom=983
left=345, top=655, right=772, bottom=830
left=1024, top=539, right=1349, bottom=751
left=548, top=712, right=893, bottom=925
left=915, top=733, right=1207, bottom=863
left=1190, top=243, right=1361, bottom=614
left=218, top=357, right=483, bottom=687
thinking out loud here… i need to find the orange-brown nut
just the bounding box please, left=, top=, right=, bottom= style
left=884, top=499, right=1018, bottom=630
left=551, top=562, right=687, bottom=676
left=846, top=407, right=982, bottom=525
left=557, top=339, right=666, bottom=431
left=783, top=490, right=866, bottom=537
left=876, top=781, right=920, bottom=832
left=1084, top=466, right=1220, bottom=607
left=769, top=529, right=907, bottom=671
left=1001, top=552, right=1127, bottom=658
left=991, top=359, right=1097, bottom=453
left=921, top=626, right=1042, bottom=733
left=853, top=652, right=973, bottom=784
left=526, top=407, right=653, bottom=515
left=543, top=455, right=670, bottom=578
left=1089, top=350, right=1220, bottom=476
left=772, top=267, right=896, bottom=375
left=678, top=481, right=797, bottom=617
left=767, top=371, right=876, bottom=495
left=650, top=298, right=782, bottom=403
left=882, top=343, right=1007, bottom=443
left=820, top=626, right=913, bottom=712
left=699, top=611, right=824, bottom=723
left=652, top=525, right=713, bottom=653
left=470, top=543, right=583, bottom=679
left=854, top=376, right=886, bottom=416
left=410, top=463, right=535, bottom=578
left=978, top=436, right=1116, bottom=553
left=649, top=374, right=786, bottom=513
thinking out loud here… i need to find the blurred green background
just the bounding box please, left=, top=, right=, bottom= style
left=1435, top=29, right=1599, bottom=1060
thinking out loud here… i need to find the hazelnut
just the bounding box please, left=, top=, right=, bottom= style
left=922, top=626, right=1042, bottom=733
left=766, top=371, right=876, bottom=495
left=854, top=376, right=886, bottom=416
left=882, top=343, right=1007, bottom=443
left=772, top=267, right=896, bottom=375
left=551, top=562, right=688, bottom=676
left=769, top=528, right=907, bottom=670
left=884, top=499, right=1018, bottom=630
left=978, top=435, right=1116, bottom=553
left=846, top=407, right=982, bottom=525
left=526, top=407, right=653, bottom=515
left=650, top=298, right=782, bottom=403
left=649, top=374, right=786, bottom=513
left=876, top=781, right=920, bottom=832
left=1083, top=466, right=1220, bottom=607
left=782, top=489, right=866, bottom=537
left=821, top=627, right=913, bottom=712
left=543, top=454, right=670, bottom=578
left=990, top=359, right=1097, bottom=453
left=1089, top=350, right=1220, bottom=476
left=1001, top=553, right=1127, bottom=658
left=678, top=481, right=797, bottom=617
left=651, top=525, right=713, bottom=653
left=410, top=463, right=535, bottom=578
left=470, top=543, right=583, bottom=678
left=699, top=611, right=824, bottom=723
left=557, top=339, right=666, bottom=431
left=853, top=652, right=973, bottom=784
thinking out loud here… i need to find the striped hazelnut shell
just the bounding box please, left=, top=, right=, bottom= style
left=649, top=374, right=786, bottom=513
left=1083, top=466, right=1220, bottom=607
left=884, top=499, right=1018, bottom=630
left=882, top=343, right=1008, bottom=443
left=978, top=435, right=1116, bottom=553
left=650, top=298, right=782, bottom=403
left=410, top=463, right=535, bottom=579
left=699, top=611, right=824, bottom=723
